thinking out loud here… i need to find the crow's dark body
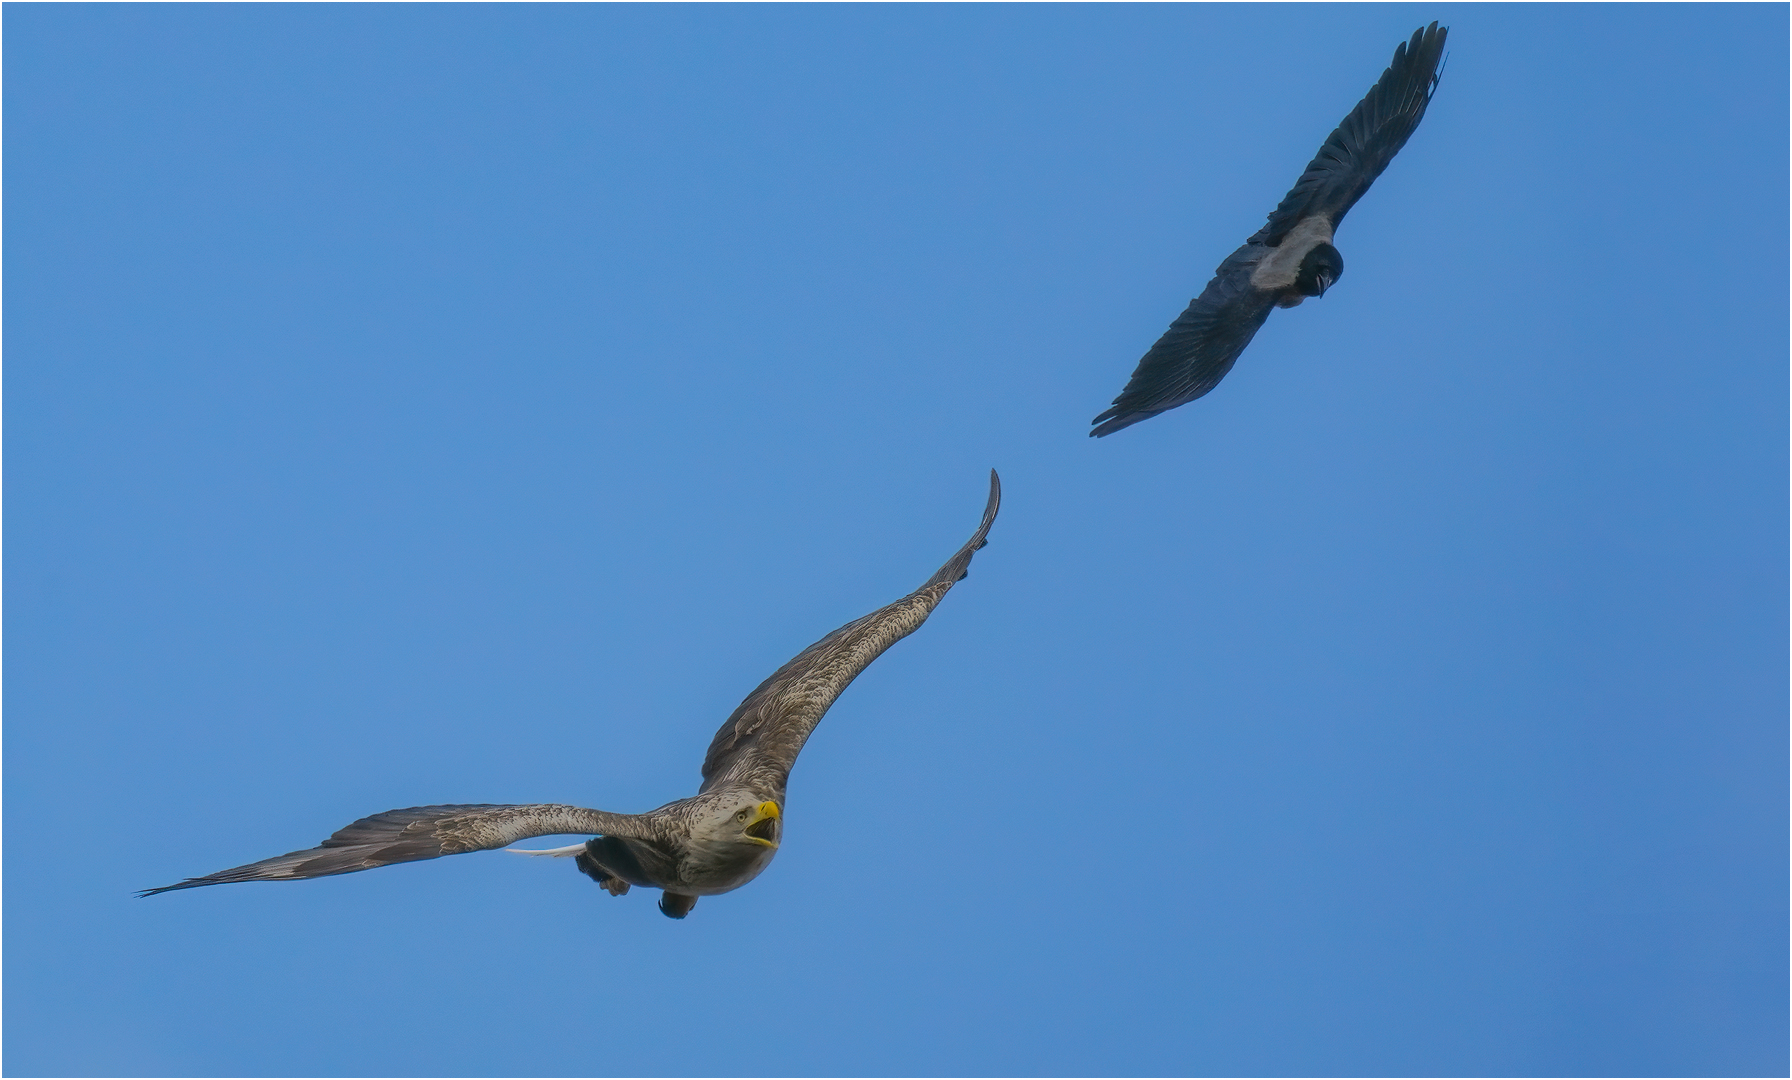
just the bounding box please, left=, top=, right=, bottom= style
left=1092, top=23, right=1447, bottom=437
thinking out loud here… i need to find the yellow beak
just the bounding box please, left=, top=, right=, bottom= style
left=742, top=801, right=781, bottom=847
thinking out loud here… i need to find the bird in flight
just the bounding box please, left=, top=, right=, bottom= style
left=1091, top=23, right=1448, bottom=437
left=142, top=471, right=1001, bottom=919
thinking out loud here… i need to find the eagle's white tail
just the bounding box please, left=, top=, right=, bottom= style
left=505, top=843, right=588, bottom=857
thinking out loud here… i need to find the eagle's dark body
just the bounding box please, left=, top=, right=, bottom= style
left=1092, top=23, right=1448, bottom=437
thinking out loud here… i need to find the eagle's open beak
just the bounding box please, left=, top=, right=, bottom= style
left=742, top=801, right=781, bottom=847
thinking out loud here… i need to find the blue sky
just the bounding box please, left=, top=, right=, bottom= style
left=7, top=4, right=1785, bottom=1076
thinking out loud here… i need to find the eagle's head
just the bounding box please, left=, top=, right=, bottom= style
left=732, top=799, right=782, bottom=848
left=692, top=797, right=782, bottom=850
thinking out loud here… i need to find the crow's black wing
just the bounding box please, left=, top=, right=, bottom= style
left=1251, top=23, right=1447, bottom=246
left=1091, top=262, right=1276, bottom=437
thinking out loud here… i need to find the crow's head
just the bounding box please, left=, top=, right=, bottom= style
left=1294, top=242, right=1344, bottom=298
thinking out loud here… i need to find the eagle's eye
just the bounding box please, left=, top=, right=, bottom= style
left=735, top=808, right=751, bottom=823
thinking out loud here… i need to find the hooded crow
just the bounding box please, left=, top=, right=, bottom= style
left=1091, top=23, right=1447, bottom=437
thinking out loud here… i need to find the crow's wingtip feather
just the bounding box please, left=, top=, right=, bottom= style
left=1090, top=412, right=1148, bottom=438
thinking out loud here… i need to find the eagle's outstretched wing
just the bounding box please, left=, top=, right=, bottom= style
left=699, top=470, right=1001, bottom=795
left=1090, top=262, right=1276, bottom=437
left=139, top=803, right=650, bottom=895
left=1251, top=22, right=1447, bottom=245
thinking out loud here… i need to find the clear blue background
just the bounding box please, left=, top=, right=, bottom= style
left=8, top=5, right=1785, bottom=1076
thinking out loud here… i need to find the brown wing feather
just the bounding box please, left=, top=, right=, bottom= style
left=139, top=803, right=651, bottom=895
left=699, top=471, right=1001, bottom=794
